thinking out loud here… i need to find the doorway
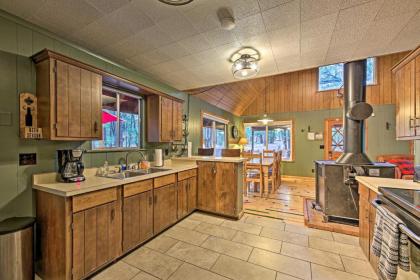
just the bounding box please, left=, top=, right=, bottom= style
left=324, top=118, right=344, bottom=160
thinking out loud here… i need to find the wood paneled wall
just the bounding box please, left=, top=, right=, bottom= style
left=242, top=52, right=408, bottom=116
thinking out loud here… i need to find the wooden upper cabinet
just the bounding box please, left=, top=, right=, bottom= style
left=33, top=51, right=102, bottom=140
left=147, top=95, right=183, bottom=142
left=393, top=46, right=420, bottom=140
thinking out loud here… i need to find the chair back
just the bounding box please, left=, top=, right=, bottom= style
left=263, top=150, right=275, bottom=159
left=221, top=149, right=241, bottom=157
left=198, top=148, right=214, bottom=156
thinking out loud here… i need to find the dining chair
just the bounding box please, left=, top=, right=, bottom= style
left=244, top=153, right=264, bottom=197
left=198, top=148, right=214, bottom=156
left=276, top=151, right=282, bottom=188
left=263, top=150, right=275, bottom=159
left=221, top=148, right=241, bottom=157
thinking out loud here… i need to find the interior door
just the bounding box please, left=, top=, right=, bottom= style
left=197, top=161, right=216, bottom=212
left=324, top=118, right=344, bottom=160
left=160, top=97, right=173, bottom=142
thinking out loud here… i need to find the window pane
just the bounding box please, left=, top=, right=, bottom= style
left=119, top=94, right=140, bottom=148
left=202, top=118, right=213, bottom=148
left=268, top=125, right=292, bottom=160
left=244, top=125, right=266, bottom=153
left=215, top=121, right=226, bottom=149
left=318, top=63, right=344, bottom=91
left=366, top=57, right=375, bottom=85
left=92, top=91, right=118, bottom=149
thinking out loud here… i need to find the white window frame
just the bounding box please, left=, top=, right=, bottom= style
left=244, top=120, right=294, bottom=161
left=317, top=57, right=377, bottom=92
left=91, top=86, right=143, bottom=151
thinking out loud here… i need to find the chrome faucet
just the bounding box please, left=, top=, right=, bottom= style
left=125, top=150, right=146, bottom=169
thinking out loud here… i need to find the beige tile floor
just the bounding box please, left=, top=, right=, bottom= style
left=80, top=212, right=379, bottom=280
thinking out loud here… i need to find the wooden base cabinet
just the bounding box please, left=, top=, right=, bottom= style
left=122, top=180, right=154, bottom=253
left=197, top=161, right=243, bottom=218
left=359, top=183, right=379, bottom=274
left=153, top=184, right=178, bottom=234
left=177, top=170, right=198, bottom=219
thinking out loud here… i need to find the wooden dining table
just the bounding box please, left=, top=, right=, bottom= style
left=247, top=158, right=275, bottom=194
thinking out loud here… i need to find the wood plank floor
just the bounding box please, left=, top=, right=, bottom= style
left=243, top=176, right=315, bottom=224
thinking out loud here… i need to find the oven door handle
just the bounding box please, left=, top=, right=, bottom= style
left=371, top=199, right=420, bottom=246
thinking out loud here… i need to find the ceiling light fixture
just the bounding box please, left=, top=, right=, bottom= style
left=258, top=78, right=273, bottom=124
left=230, top=47, right=261, bottom=79
left=158, top=0, right=193, bottom=6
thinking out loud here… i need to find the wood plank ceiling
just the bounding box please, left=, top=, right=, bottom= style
left=186, top=78, right=266, bottom=116
left=187, top=51, right=409, bottom=116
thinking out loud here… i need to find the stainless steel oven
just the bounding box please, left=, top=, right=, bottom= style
left=373, top=187, right=419, bottom=279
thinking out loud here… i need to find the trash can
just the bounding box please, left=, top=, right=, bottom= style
left=0, top=217, right=35, bottom=280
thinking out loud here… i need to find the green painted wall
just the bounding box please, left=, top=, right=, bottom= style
left=242, top=104, right=410, bottom=177
left=0, top=12, right=236, bottom=220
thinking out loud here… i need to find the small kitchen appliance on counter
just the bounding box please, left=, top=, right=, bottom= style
left=57, top=149, right=85, bottom=183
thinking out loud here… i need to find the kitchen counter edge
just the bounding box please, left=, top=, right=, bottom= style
left=356, top=176, right=420, bottom=193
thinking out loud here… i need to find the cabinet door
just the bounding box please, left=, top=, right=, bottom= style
left=177, top=180, right=188, bottom=219
left=396, top=61, right=416, bottom=138
left=187, top=177, right=197, bottom=213
left=91, top=72, right=102, bottom=139
left=123, top=191, right=153, bottom=252
left=416, top=56, right=420, bottom=135
left=160, top=97, right=173, bottom=142
left=80, top=70, right=102, bottom=138
left=197, top=161, right=217, bottom=212
left=72, top=201, right=121, bottom=279
left=368, top=190, right=379, bottom=272
left=173, top=101, right=183, bottom=141
left=358, top=184, right=370, bottom=259
left=56, top=60, right=69, bottom=137
left=154, top=184, right=177, bottom=233
left=215, top=162, right=236, bottom=215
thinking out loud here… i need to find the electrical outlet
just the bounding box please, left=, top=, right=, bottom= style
left=311, top=169, right=315, bottom=173
left=320, top=145, right=324, bottom=149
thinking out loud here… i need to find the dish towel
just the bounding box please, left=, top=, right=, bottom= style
left=371, top=205, right=410, bottom=280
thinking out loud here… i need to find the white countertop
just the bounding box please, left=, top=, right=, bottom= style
left=172, top=156, right=247, bottom=163
left=356, top=176, right=420, bottom=193
left=33, top=160, right=197, bottom=197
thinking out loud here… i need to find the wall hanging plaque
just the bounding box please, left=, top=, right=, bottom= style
left=20, top=92, right=42, bottom=139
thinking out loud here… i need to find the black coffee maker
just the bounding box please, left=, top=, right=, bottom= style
left=58, top=149, right=85, bottom=183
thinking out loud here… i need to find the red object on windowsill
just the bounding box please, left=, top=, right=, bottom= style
left=102, top=111, right=117, bottom=124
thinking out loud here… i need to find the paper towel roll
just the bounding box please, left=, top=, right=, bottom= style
left=154, top=149, right=163, bottom=167
left=188, top=142, right=192, bottom=157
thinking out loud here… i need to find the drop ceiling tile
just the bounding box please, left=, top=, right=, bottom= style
left=335, top=0, right=383, bottom=30
left=375, top=0, right=420, bottom=20
left=181, top=1, right=221, bottom=32
left=193, top=48, right=225, bottom=64
left=104, top=3, right=155, bottom=34
left=157, top=13, right=200, bottom=41
left=301, top=35, right=331, bottom=54
left=258, top=0, right=295, bottom=11
left=325, top=42, right=358, bottom=64
left=204, top=28, right=238, bottom=47
left=131, top=48, right=171, bottom=66
left=301, top=0, right=341, bottom=22
left=134, top=0, right=183, bottom=22
left=301, top=12, right=338, bottom=38
left=300, top=50, right=327, bottom=68
left=136, top=25, right=175, bottom=49
left=339, top=0, right=373, bottom=9
left=176, top=54, right=204, bottom=68
left=149, top=59, right=184, bottom=75
left=233, top=13, right=266, bottom=41
left=157, top=42, right=191, bottom=60
left=222, top=0, right=261, bottom=19
left=179, top=33, right=212, bottom=54
left=100, top=34, right=155, bottom=59
left=31, top=0, right=103, bottom=35
left=268, top=25, right=300, bottom=57
left=386, top=12, right=420, bottom=53
left=85, top=0, right=130, bottom=14
left=276, top=55, right=301, bottom=71
left=214, top=41, right=242, bottom=62
left=262, top=0, right=300, bottom=31
left=329, top=25, right=367, bottom=47
left=0, top=0, right=46, bottom=19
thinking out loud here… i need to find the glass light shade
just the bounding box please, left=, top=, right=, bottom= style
left=232, top=54, right=259, bottom=79
left=257, top=114, right=273, bottom=125
left=158, top=0, right=193, bottom=5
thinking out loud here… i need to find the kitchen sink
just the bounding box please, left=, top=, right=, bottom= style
left=99, top=168, right=171, bottom=179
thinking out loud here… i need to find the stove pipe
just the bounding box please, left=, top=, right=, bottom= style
left=335, top=60, right=373, bottom=165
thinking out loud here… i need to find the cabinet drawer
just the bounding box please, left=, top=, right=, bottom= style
left=123, top=180, right=153, bottom=197
left=73, top=188, right=117, bottom=213
left=154, top=174, right=176, bottom=189
left=178, top=169, right=197, bottom=181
